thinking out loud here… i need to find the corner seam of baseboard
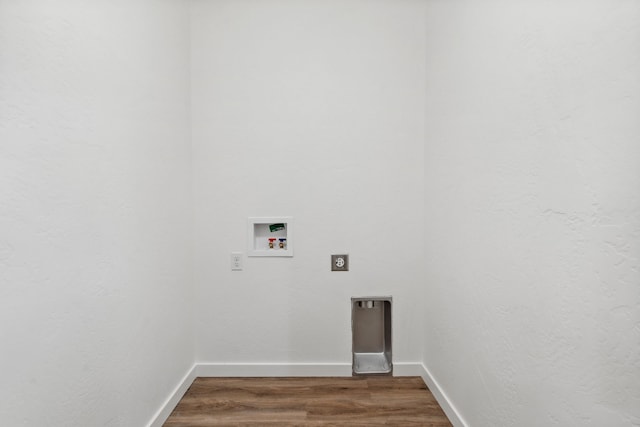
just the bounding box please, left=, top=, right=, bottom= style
left=418, top=363, right=468, bottom=427
left=147, top=363, right=197, bottom=427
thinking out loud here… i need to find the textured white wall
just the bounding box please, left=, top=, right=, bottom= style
left=423, top=1, right=640, bottom=426
left=0, top=1, right=193, bottom=426
left=191, top=0, right=426, bottom=365
left=4, top=1, right=638, bottom=425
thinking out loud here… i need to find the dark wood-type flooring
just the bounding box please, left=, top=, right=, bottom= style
left=164, top=376, right=453, bottom=426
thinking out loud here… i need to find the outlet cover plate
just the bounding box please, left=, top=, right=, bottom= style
left=331, top=254, right=349, bottom=271
left=231, top=252, right=243, bottom=271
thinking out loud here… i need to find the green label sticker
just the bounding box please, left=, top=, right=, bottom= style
left=269, top=223, right=285, bottom=232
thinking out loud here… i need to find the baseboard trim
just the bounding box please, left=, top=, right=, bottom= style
left=195, top=362, right=352, bottom=377
left=392, top=362, right=424, bottom=376
left=148, top=362, right=465, bottom=427
left=147, top=364, right=197, bottom=427
left=419, top=363, right=468, bottom=427
left=194, top=361, right=427, bottom=378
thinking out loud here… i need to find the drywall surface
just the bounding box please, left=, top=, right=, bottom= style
left=191, top=0, right=426, bottom=365
left=423, top=1, right=640, bottom=426
left=0, top=1, right=193, bottom=426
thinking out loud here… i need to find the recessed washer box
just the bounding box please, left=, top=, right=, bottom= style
left=248, top=217, right=293, bottom=257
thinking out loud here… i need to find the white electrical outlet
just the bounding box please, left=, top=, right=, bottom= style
left=231, top=252, right=243, bottom=271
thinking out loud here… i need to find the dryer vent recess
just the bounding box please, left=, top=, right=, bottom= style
left=351, top=297, right=392, bottom=376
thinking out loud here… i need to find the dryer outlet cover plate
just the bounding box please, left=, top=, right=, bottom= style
left=331, top=254, right=349, bottom=271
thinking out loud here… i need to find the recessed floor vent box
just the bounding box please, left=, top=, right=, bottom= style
left=351, top=297, right=392, bottom=376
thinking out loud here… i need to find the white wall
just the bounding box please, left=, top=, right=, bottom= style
left=4, top=1, right=638, bottom=425
left=0, top=1, right=193, bottom=426
left=423, top=1, right=640, bottom=426
left=191, top=0, right=426, bottom=367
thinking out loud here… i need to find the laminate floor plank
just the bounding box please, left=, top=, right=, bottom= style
left=164, top=376, right=453, bottom=426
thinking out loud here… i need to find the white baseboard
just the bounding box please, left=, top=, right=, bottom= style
left=148, top=362, right=465, bottom=427
left=195, top=362, right=352, bottom=377
left=194, top=362, right=429, bottom=378
left=392, top=361, right=425, bottom=376
left=147, top=364, right=197, bottom=427
left=419, top=363, right=468, bottom=427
